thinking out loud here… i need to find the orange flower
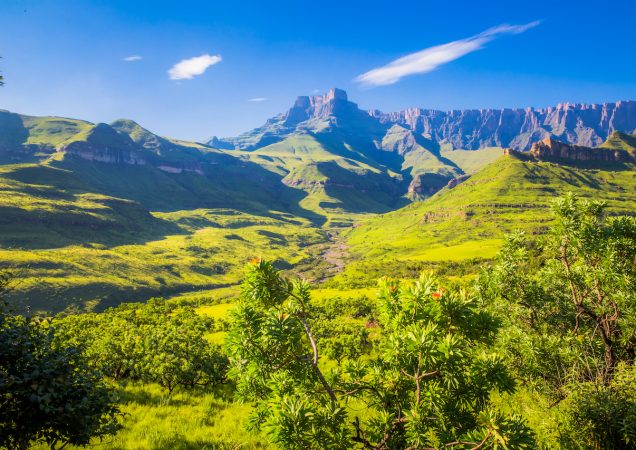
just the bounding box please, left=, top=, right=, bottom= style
left=249, top=257, right=262, bottom=265
left=432, top=292, right=442, bottom=299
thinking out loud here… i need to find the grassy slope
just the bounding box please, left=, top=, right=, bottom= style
left=2, top=209, right=326, bottom=313
left=33, top=383, right=270, bottom=450
left=0, top=154, right=332, bottom=313
left=441, top=147, right=504, bottom=174
left=237, top=134, right=403, bottom=226
left=340, top=153, right=636, bottom=285
left=600, top=131, right=636, bottom=152
left=21, top=115, right=94, bottom=148
left=236, top=135, right=504, bottom=226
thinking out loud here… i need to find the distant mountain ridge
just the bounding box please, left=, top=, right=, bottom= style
left=372, top=100, right=636, bottom=150
left=213, top=89, right=636, bottom=152
left=1, top=89, right=635, bottom=223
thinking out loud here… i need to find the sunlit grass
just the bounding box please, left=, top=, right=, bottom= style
left=34, top=383, right=270, bottom=450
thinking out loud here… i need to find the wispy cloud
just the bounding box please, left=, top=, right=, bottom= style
left=123, top=55, right=143, bottom=62
left=168, top=54, right=222, bottom=80
left=248, top=97, right=268, bottom=102
left=355, top=20, right=541, bottom=87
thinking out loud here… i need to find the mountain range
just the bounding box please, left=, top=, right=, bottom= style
left=1, top=90, right=635, bottom=311
left=213, top=89, right=636, bottom=151
left=1, top=89, right=635, bottom=216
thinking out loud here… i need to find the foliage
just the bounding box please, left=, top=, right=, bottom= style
left=0, top=272, right=121, bottom=450
left=478, top=193, right=636, bottom=448
left=227, top=261, right=534, bottom=449
left=567, top=363, right=636, bottom=449
left=54, top=299, right=229, bottom=394
left=309, top=295, right=374, bottom=363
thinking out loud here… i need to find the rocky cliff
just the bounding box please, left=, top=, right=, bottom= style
left=214, top=88, right=385, bottom=150
left=216, top=89, right=636, bottom=153
left=61, top=123, right=148, bottom=165
left=372, top=100, right=636, bottom=151
left=528, top=137, right=636, bottom=163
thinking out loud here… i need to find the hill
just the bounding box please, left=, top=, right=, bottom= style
left=0, top=114, right=332, bottom=312
left=213, top=89, right=507, bottom=221
left=339, top=150, right=636, bottom=285
left=2, top=91, right=636, bottom=311
left=601, top=130, right=636, bottom=153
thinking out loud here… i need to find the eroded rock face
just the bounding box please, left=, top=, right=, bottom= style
left=528, top=137, right=636, bottom=162
left=374, top=101, right=636, bottom=151
left=284, top=88, right=354, bottom=126
left=219, top=89, right=636, bottom=153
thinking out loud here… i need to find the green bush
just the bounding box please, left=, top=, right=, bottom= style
left=226, top=261, right=535, bottom=449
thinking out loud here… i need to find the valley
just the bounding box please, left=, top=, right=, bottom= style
left=4, top=3, right=636, bottom=448
left=1, top=90, right=635, bottom=313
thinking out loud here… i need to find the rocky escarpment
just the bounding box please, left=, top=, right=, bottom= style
left=55, top=120, right=239, bottom=176
left=372, top=100, right=636, bottom=151
left=215, top=89, right=636, bottom=153
left=528, top=137, right=636, bottom=163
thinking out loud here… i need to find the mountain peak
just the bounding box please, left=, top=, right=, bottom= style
left=284, top=88, right=356, bottom=127
left=325, top=87, right=347, bottom=102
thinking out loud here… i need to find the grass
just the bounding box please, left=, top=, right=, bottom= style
left=0, top=153, right=335, bottom=312
left=21, top=115, right=93, bottom=148
left=337, top=154, right=636, bottom=286
left=236, top=134, right=405, bottom=226
left=34, top=383, right=270, bottom=450
left=196, top=302, right=236, bottom=319
left=600, top=131, right=636, bottom=152
left=1, top=208, right=326, bottom=313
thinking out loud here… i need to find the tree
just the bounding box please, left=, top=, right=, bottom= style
left=54, top=299, right=229, bottom=395
left=227, top=260, right=534, bottom=449
left=0, top=272, right=121, bottom=450
left=478, top=194, right=636, bottom=448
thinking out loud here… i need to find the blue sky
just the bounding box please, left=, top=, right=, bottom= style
left=1, top=0, right=635, bottom=140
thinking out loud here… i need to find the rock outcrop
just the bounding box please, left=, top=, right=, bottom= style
left=61, top=123, right=148, bottom=165
left=528, top=137, right=636, bottom=162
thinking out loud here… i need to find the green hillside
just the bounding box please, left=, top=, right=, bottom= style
left=601, top=130, right=636, bottom=152
left=339, top=152, right=636, bottom=284
left=3, top=107, right=635, bottom=314
left=0, top=150, right=329, bottom=313
left=234, top=133, right=503, bottom=225
left=235, top=133, right=405, bottom=225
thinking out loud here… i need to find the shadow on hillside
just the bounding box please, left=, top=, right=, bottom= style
left=0, top=155, right=328, bottom=249
left=318, top=161, right=404, bottom=214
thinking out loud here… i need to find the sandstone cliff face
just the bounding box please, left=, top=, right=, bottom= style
left=528, top=137, right=636, bottom=162
left=374, top=101, right=636, bottom=151
left=284, top=88, right=355, bottom=126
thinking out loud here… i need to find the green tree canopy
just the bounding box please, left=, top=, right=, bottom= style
left=0, top=273, right=121, bottom=450
left=227, top=261, right=534, bottom=449
left=478, top=193, right=636, bottom=448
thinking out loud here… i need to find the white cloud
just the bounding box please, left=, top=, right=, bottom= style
left=355, top=20, right=541, bottom=87
left=168, top=54, right=222, bottom=80
left=123, top=55, right=143, bottom=62
left=248, top=97, right=268, bottom=102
